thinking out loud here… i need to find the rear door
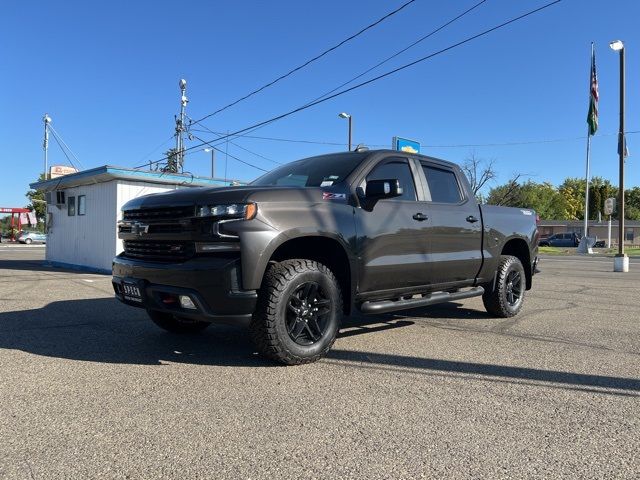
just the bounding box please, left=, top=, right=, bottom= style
left=355, top=157, right=432, bottom=293
left=418, top=161, right=483, bottom=287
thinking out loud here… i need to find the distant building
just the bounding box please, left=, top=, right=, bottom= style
left=30, top=166, right=239, bottom=273
left=538, top=219, right=640, bottom=246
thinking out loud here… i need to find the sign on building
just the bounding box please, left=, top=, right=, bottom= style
left=50, top=165, right=78, bottom=179
left=392, top=137, right=421, bottom=154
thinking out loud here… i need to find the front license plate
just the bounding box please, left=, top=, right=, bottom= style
left=122, top=282, right=143, bottom=303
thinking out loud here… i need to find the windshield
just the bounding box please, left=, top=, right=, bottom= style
left=251, top=152, right=369, bottom=187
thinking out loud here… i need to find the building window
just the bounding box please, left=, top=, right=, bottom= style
left=68, top=196, right=76, bottom=216
left=625, top=228, right=634, bottom=242
left=78, top=195, right=86, bottom=216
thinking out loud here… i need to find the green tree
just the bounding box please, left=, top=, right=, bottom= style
left=625, top=187, right=640, bottom=220
left=162, top=148, right=179, bottom=173
left=26, top=173, right=46, bottom=225
left=487, top=180, right=569, bottom=219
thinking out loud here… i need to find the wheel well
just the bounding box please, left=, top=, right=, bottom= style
left=269, top=237, right=352, bottom=314
left=502, top=238, right=532, bottom=289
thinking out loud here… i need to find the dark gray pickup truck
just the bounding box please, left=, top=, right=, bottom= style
left=113, top=149, right=539, bottom=364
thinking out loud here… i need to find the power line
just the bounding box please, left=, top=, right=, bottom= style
left=189, top=128, right=639, bottom=149
left=186, top=116, right=283, bottom=165
left=48, top=124, right=85, bottom=170
left=189, top=0, right=418, bottom=124
left=135, top=135, right=175, bottom=165
left=307, top=0, right=488, bottom=106
left=48, top=129, right=78, bottom=170
left=139, top=0, right=563, bottom=169
left=188, top=132, right=269, bottom=172
left=228, top=140, right=282, bottom=165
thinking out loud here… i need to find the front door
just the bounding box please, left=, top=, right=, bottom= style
left=355, top=157, right=431, bottom=294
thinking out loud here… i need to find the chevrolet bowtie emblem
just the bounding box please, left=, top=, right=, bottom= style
left=131, top=222, right=150, bottom=236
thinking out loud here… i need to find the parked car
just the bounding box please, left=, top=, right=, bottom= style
left=538, top=233, right=580, bottom=247
left=18, top=231, right=47, bottom=244
left=113, top=149, right=539, bottom=365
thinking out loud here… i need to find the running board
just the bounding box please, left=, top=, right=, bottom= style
left=359, top=286, right=485, bottom=315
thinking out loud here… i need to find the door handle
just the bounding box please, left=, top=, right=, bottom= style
left=466, top=215, right=479, bottom=223
left=412, top=213, right=428, bottom=221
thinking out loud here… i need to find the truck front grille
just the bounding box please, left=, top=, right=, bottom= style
left=123, top=206, right=195, bottom=221
left=123, top=240, right=195, bottom=262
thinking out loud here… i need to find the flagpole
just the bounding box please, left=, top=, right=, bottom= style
left=583, top=42, right=594, bottom=242
left=583, top=125, right=591, bottom=238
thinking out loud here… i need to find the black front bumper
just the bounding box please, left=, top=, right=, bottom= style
left=112, top=254, right=257, bottom=325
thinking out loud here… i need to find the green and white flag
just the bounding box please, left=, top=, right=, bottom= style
left=587, top=48, right=599, bottom=135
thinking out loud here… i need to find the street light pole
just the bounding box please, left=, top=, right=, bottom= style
left=205, top=148, right=215, bottom=178
left=610, top=40, right=628, bottom=272
left=338, top=112, right=352, bottom=151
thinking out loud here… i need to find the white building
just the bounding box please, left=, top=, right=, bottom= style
left=30, top=166, right=236, bottom=273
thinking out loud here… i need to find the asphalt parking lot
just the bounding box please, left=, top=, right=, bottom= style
left=0, top=247, right=638, bottom=479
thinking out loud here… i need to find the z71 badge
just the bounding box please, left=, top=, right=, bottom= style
left=322, top=192, right=346, bottom=200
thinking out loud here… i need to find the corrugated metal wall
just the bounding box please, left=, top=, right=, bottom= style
left=46, top=181, right=118, bottom=271
left=46, top=180, right=181, bottom=272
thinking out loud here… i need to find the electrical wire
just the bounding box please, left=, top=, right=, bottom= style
left=187, top=0, right=485, bottom=147
left=48, top=127, right=81, bottom=171
left=187, top=129, right=638, bottom=150
left=188, top=132, right=269, bottom=172
left=190, top=0, right=418, bottom=125
left=48, top=125, right=85, bottom=170
left=306, top=0, right=488, bottom=107
left=228, top=141, right=282, bottom=165
left=135, top=135, right=176, bottom=165
left=186, top=116, right=282, bottom=165
left=139, top=0, right=563, bottom=170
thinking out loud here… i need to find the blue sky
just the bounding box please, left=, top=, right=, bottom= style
left=2, top=0, right=640, bottom=207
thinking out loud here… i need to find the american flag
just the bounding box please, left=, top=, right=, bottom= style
left=587, top=48, right=599, bottom=136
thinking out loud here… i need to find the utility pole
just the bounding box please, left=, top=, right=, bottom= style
left=43, top=113, right=51, bottom=233
left=609, top=40, right=628, bottom=272
left=43, top=114, right=51, bottom=179
left=174, top=79, right=188, bottom=173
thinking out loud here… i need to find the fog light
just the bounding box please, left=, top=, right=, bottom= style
left=179, top=295, right=197, bottom=310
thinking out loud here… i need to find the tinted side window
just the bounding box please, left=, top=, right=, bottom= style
left=422, top=165, right=462, bottom=203
left=366, top=160, right=417, bottom=201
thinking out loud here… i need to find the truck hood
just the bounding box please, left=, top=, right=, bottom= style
left=121, top=185, right=340, bottom=211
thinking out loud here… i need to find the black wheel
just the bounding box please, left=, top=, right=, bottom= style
left=24, top=238, right=32, bottom=245
left=146, top=310, right=210, bottom=334
left=250, top=259, right=342, bottom=365
left=483, top=255, right=526, bottom=318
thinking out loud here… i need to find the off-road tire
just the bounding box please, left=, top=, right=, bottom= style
left=482, top=255, right=526, bottom=318
left=250, top=259, right=343, bottom=365
left=146, top=310, right=210, bottom=334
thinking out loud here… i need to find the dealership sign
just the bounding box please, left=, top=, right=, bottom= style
left=392, top=136, right=421, bottom=154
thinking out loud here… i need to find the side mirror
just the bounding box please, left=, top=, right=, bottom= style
left=365, top=179, right=403, bottom=200
left=361, top=179, right=403, bottom=210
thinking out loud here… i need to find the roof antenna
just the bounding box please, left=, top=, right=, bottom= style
left=354, top=144, right=369, bottom=152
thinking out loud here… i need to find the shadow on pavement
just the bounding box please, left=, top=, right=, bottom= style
left=326, top=350, right=640, bottom=395
left=1, top=297, right=637, bottom=395
left=0, top=259, right=87, bottom=274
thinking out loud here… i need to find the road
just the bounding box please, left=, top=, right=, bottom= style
left=0, top=248, right=638, bottom=479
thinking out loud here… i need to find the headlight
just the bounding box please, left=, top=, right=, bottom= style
left=196, top=203, right=257, bottom=220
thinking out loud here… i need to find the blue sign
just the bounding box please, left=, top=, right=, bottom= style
left=393, top=137, right=421, bottom=154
